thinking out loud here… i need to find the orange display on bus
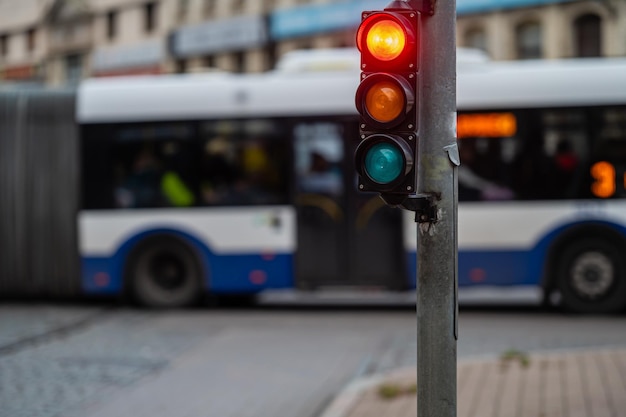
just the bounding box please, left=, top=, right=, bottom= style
left=457, top=113, right=517, bottom=139
left=591, top=161, right=616, bottom=198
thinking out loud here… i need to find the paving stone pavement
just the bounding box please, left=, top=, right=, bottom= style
left=0, top=311, right=211, bottom=417
left=321, top=348, right=626, bottom=417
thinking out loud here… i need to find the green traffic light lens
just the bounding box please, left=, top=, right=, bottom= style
left=364, top=142, right=404, bottom=184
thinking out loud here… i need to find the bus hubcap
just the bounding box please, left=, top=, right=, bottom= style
left=150, top=253, right=186, bottom=290
left=571, top=251, right=613, bottom=299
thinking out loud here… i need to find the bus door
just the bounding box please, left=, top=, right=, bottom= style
left=293, top=120, right=406, bottom=290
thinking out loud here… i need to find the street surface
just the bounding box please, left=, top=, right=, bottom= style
left=1, top=301, right=625, bottom=417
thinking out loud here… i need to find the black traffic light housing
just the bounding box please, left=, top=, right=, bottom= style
left=354, top=4, right=421, bottom=206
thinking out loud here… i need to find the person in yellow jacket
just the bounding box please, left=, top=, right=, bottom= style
left=161, top=170, right=195, bottom=207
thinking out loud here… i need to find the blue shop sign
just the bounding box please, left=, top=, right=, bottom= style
left=270, top=0, right=387, bottom=40
left=270, top=0, right=578, bottom=40
left=458, top=0, right=577, bottom=14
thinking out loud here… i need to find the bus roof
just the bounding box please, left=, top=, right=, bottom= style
left=458, top=57, right=626, bottom=110
left=77, top=53, right=626, bottom=123
left=77, top=69, right=360, bottom=123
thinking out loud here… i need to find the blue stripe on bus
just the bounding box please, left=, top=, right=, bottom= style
left=81, top=228, right=294, bottom=295
left=406, top=220, right=626, bottom=289
left=405, top=249, right=536, bottom=287
left=404, top=250, right=534, bottom=287
left=458, top=250, right=534, bottom=286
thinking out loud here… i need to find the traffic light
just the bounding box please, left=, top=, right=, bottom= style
left=354, top=5, right=420, bottom=206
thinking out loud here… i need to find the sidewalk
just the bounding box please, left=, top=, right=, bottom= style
left=320, top=348, right=626, bottom=417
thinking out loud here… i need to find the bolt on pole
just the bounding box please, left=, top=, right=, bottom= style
left=415, top=0, right=458, bottom=416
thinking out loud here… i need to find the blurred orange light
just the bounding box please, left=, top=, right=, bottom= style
left=457, top=113, right=517, bottom=139
left=365, top=80, right=405, bottom=123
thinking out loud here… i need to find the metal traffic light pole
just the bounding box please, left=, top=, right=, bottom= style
left=412, top=0, right=458, bottom=416
left=352, top=0, right=457, bottom=413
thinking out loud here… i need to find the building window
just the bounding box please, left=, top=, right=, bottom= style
left=266, top=43, right=277, bottom=70
left=574, top=13, right=601, bottom=57
left=465, top=27, right=487, bottom=52
left=107, top=11, right=117, bottom=40
left=234, top=51, right=245, bottom=73
left=232, top=0, right=245, bottom=14
left=178, top=0, right=189, bottom=22
left=264, top=0, right=276, bottom=12
left=0, top=34, right=8, bottom=56
left=515, top=21, right=542, bottom=59
left=65, top=54, right=83, bottom=85
left=144, top=2, right=157, bottom=33
left=203, top=0, right=216, bottom=18
left=203, top=55, right=215, bottom=68
left=26, top=28, right=36, bottom=52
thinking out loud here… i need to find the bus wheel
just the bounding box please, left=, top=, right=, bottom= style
left=556, top=237, right=626, bottom=314
left=128, top=237, right=202, bottom=308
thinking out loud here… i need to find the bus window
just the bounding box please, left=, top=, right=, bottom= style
left=457, top=112, right=518, bottom=201
left=199, top=120, right=289, bottom=206
left=590, top=106, right=626, bottom=199
left=112, top=124, right=196, bottom=209
left=457, top=109, right=593, bottom=202
left=538, top=110, right=587, bottom=200
left=458, top=137, right=515, bottom=201
left=294, top=122, right=344, bottom=196
left=82, top=119, right=290, bottom=210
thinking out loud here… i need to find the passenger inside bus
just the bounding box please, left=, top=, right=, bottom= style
left=115, top=143, right=195, bottom=209
left=200, top=135, right=285, bottom=206
left=458, top=139, right=515, bottom=201
left=115, top=146, right=164, bottom=208
left=551, top=139, right=581, bottom=198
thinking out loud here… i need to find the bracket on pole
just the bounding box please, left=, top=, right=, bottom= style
left=385, top=0, right=434, bottom=14
left=396, top=194, right=438, bottom=223
left=407, top=0, right=434, bottom=15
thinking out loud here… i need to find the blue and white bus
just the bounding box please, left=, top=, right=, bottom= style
left=3, top=48, right=626, bottom=312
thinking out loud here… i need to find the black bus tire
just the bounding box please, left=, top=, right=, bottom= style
left=556, top=237, right=626, bottom=314
left=127, top=236, right=202, bottom=308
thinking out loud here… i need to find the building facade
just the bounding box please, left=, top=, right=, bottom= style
left=0, top=0, right=624, bottom=87
left=456, top=0, right=626, bottom=60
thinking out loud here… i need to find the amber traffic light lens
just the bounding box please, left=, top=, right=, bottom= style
left=365, top=81, right=405, bottom=123
left=365, top=19, right=406, bottom=62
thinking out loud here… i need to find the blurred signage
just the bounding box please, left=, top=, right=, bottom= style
left=1, top=65, right=35, bottom=80
left=171, top=15, right=267, bottom=57
left=270, top=0, right=577, bottom=39
left=92, top=66, right=161, bottom=78
left=457, top=0, right=577, bottom=15
left=457, top=113, right=517, bottom=139
left=270, top=0, right=387, bottom=40
left=92, top=40, right=163, bottom=74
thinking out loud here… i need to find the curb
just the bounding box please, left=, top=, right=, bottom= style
left=317, top=347, right=626, bottom=417
left=318, top=373, right=388, bottom=417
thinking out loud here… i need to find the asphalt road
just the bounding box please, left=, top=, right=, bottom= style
left=1, top=301, right=625, bottom=417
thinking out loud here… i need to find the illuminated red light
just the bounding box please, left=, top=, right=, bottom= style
left=357, top=12, right=417, bottom=69
left=365, top=20, right=406, bottom=61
